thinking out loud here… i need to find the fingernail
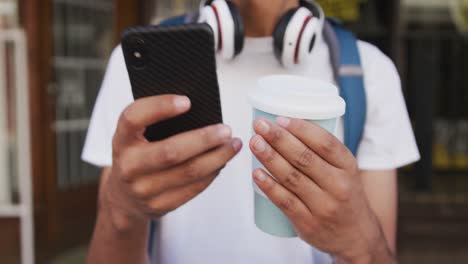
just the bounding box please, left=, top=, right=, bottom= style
left=255, top=119, right=270, bottom=134
left=276, top=116, right=290, bottom=128
left=218, top=125, right=232, bottom=139
left=174, top=96, right=190, bottom=110
left=254, top=169, right=267, bottom=182
left=253, top=136, right=266, bottom=152
left=232, top=138, right=243, bottom=152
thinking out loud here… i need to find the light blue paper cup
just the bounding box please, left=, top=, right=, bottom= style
left=248, top=75, right=346, bottom=237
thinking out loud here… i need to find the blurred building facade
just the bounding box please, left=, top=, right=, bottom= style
left=0, top=0, right=467, bottom=263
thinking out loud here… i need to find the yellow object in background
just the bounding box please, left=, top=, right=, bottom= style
left=452, top=120, right=468, bottom=170
left=316, top=0, right=365, bottom=22
left=173, top=0, right=186, bottom=15
left=450, top=0, right=468, bottom=33
left=433, top=143, right=451, bottom=170
left=453, top=153, right=468, bottom=170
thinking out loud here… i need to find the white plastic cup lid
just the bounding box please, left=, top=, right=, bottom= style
left=248, top=75, right=346, bottom=120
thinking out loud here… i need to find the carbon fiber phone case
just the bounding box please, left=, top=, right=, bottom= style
left=121, top=23, right=222, bottom=142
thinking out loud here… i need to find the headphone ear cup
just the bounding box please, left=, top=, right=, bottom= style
left=225, top=1, right=244, bottom=56
left=297, top=16, right=320, bottom=65
left=276, top=7, right=314, bottom=68
left=272, top=9, right=297, bottom=65
left=210, top=0, right=237, bottom=59
left=199, top=5, right=220, bottom=51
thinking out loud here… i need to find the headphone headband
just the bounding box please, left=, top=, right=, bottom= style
left=198, top=0, right=325, bottom=66
left=299, top=0, right=320, bottom=17
left=201, top=0, right=322, bottom=14
left=199, top=0, right=324, bottom=26
left=300, top=0, right=325, bottom=29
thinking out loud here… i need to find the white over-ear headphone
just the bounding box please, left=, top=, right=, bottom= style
left=198, top=0, right=325, bottom=67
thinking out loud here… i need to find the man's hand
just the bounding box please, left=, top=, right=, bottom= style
left=104, top=94, right=242, bottom=232
left=249, top=117, right=394, bottom=264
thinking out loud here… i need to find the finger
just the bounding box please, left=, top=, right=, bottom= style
left=145, top=172, right=218, bottom=217
left=130, top=138, right=242, bottom=199
left=250, top=135, right=329, bottom=211
left=120, top=124, right=233, bottom=177
left=253, top=118, right=342, bottom=191
left=252, top=169, right=313, bottom=228
left=276, top=117, right=356, bottom=170
left=115, top=95, right=191, bottom=144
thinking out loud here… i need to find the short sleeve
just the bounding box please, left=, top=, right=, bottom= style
left=356, top=41, right=420, bottom=170
left=81, top=45, right=134, bottom=167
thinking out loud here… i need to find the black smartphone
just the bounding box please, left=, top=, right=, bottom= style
left=121, top=23, right=222, bottom=142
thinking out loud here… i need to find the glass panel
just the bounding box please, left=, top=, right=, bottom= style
left=52, top=0, right=114, bottom=189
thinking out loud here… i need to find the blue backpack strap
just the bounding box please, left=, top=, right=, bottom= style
left=323, top=19, right=367, bottom=156
left=159, top=15, right=187, bottom=26
left=147, top=219, right=157, bottom=260
left=159, top=13, right=198, bottom=26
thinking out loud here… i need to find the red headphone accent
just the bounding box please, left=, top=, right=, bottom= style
left=294, top=15, right=312, bottom=64
left=211, top=4, right=223, bottom=51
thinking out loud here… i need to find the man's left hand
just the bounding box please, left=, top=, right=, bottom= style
left=249, top=117, right=394, bottom=264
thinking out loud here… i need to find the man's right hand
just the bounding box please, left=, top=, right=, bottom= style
left=102, top=94, right=242, bottom=232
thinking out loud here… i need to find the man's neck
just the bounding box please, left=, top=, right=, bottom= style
left=235, top=0, right=298, bottom=37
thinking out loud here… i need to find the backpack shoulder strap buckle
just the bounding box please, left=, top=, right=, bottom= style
left=339, top=65, right=363, bottom=77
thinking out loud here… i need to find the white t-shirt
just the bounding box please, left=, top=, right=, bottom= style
left=82, top=34, right=420, bottom=264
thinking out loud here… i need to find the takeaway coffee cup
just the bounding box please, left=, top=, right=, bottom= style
left=248, top=75, right=346, bottom=237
